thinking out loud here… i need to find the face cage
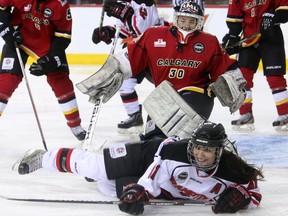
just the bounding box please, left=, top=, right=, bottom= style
left=173, top=11, right=204, bottom=34
left=187, top=141, right=223, bottom=172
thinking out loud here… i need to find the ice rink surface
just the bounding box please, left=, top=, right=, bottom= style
left=0, top=66, right=287, bottom=216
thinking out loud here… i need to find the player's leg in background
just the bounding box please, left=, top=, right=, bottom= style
left=262, top=29, right=288, bottom=131
left=0, top=44, right=26, bottom=117
left=46, top=70, right=86, bottom=141
left=231, top=46, right=260, bottom=131
left=118, top=77, right=144, bottom=134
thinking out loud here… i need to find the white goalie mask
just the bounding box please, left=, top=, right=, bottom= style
left=174, top=1, right=204, bottom=42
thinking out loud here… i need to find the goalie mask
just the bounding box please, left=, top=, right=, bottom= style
left=174, top=1, right=204, bottom=42
left=187, top=121, right=227, bottom=172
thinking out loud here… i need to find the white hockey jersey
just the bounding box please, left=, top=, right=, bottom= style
left=137, top=143, right=262, bottom=209
left=116, top=0, right=165, bottom=37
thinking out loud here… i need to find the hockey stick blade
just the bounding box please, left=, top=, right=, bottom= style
left=0, top=195, right=213, bottom=206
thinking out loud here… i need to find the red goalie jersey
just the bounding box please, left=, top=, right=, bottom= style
left=127, top=26, right=236, bottom=91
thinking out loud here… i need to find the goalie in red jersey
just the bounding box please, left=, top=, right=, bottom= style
left=0, top=0, right=86, bottom=140
left=76, top=1, right=246, bottom=141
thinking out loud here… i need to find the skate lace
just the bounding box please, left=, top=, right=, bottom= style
left=29, top=155, right=42, bottom=172
left=121, top=115, right=135, bottom=124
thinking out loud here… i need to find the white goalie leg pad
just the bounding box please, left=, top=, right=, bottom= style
left=76, top=55, right=124, bottom=103
left=143, top=80, right=205, bottom=138
left=209, top=68, right=246, bottom=113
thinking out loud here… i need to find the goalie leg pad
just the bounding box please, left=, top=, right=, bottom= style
left=210, top=68, right=246, bottom=113
left=143, top=81, right=205, bottom=139
left=76, top=55, right=124, bottom=103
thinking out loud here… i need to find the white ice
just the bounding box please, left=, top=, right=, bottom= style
left=0, top=66, right=287, bottom=216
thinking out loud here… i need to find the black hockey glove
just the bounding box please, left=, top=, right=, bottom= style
left=92, top=25, right=116, bottom=45
left=0, top=24, right=23, bottom=47
left=212, top=185, right=251, bottom=214
left=222, top=34, right=241, bottom=55
left=118, top=183, right=150, bottom=215
left=260, top=12, right=276, bottom=38
left=29, top=54, right=61, bottom=76
left=104, top=0, right=134, bottom=23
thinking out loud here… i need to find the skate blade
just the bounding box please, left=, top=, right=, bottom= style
left=118, top=125, right=144, bottom=134
left=274, top=125, right=288, bottom=132
left=232, top=124, right=255, bottom=132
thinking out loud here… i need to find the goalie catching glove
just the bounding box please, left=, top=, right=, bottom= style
left=104, top=0, right=134, bottom=23
left=209, top=68, right=246, bottom=113
left=118, top=183, right=150, bottom=215
left=212, top=185, right=251, bottom=214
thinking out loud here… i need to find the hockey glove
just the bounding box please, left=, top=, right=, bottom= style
left=260, top=12, right=276, bottom=38
left=0, top=24, right=23, bottom=47
left=104, top=0, right=134, bottom=23
left=118, top=183, right=150, bottom=215
left=29, top=54, right=62, bottom=76
left=92, top=25, right=116, bottom=44
left=222, top=34, right=241, bottom=55
left=212, top=185, right=251, bottom=214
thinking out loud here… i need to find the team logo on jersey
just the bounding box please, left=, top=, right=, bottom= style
left=139, top=7, right=147, bottom=20
left=24, top=4, right=32, bottom=12
left=44, top=8, right=52, bottom=18
left=154, top=39, right=166, bottom=47
left=193, top=43, right=204, bottom=53
left=178, top=172, right=188, bottom=180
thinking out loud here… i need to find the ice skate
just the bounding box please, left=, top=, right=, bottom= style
left=71, top=125, right=87, bottom=141
left=118, top=106, right=144, bottom=134
left=12, top=149, right=46, bottom=175
left=231, top=112, right=255, bottom=131
left=273, top=114, right=288, bottom=132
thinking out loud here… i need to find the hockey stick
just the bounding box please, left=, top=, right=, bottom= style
left=0, top=195, right=213, bottom=206
left=14, top=42, right=48, bottom=151
left=82, top=25, right=122, bottom=152
left=226, top=32, right=261, bottom=49
left=99, top=0, right=106, bottom=29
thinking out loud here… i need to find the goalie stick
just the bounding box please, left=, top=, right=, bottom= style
left=82, top=25, right=122, bottom=153
left=0, top=195, right=213, bottom=206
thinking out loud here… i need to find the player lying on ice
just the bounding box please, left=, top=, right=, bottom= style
left=13, top=121, right=264, bottom=215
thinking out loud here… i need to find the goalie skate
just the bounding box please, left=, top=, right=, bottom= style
left=12, top=149, right=45, bottom=175
left=273, top=114, right=288, bottom=132
left=231, top=112, right=255, bottom=131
